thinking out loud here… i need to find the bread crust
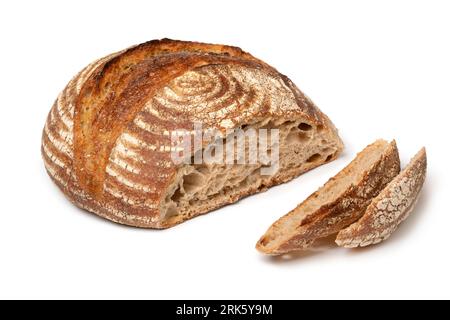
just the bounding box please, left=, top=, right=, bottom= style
left=42, top=38, right=343, bottom=228
left=256, top=140, right=400, bottom=255
left=336, top=148, right=427, bottom=248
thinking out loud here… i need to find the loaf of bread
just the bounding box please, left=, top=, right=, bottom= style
left=42, top=38, right=344, bottom=228
left=336, top=148, right=427, bottom=248
left=256, top=140, right=400, bottom=255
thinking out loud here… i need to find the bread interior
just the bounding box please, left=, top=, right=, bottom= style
left=160, top=118, right=341, bottom=226
left=257, top=140, right=390, bottom=251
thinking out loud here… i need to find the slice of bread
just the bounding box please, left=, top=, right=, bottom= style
left=336, top=148, right=427, bottom=248
left=256, top=139, right=400, bottom=255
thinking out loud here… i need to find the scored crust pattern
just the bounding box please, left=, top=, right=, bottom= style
left=42, top=39, right=342, bottom=228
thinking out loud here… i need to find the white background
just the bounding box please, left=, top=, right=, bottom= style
left=0, top=0, right=448, bottom=300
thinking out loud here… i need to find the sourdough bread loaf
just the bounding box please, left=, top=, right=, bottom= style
left=42, top=38, right=344, bottom=228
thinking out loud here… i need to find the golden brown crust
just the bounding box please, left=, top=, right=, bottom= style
left=256, top=140, right=400, bottom=255
left=336, top=148, right=427, bottom=248
left=42, top=38, right=343, bottom=228
left=74, top=39, right=325, bottom=197
left=74, top=40, right=276, bottom=197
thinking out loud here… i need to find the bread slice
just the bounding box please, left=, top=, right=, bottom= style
left=336, top=148, right=427, bottom=248
left=256, top=139, right=400, bottom=255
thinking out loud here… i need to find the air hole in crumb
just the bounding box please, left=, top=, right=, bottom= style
left=298, top=123, right=313, bottom=131
left=287, top=131, right=309, bottom=144
left=183, top=172, right=204, bottom=194
left=171, top=187, right=183, bottom=202
left=307, top=153, right=321, bottom=163
left=299, top=132, right=309, bottom=141
left=325, top=154, right=333, bottom=162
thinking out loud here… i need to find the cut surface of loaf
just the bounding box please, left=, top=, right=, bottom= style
left=256, top=139, right=400, bottom=255
left=41, top=38, right=344, bottom=228
left=161, top=117, right=342, bottom=227
left=336, top=148, right=427, bottom=248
